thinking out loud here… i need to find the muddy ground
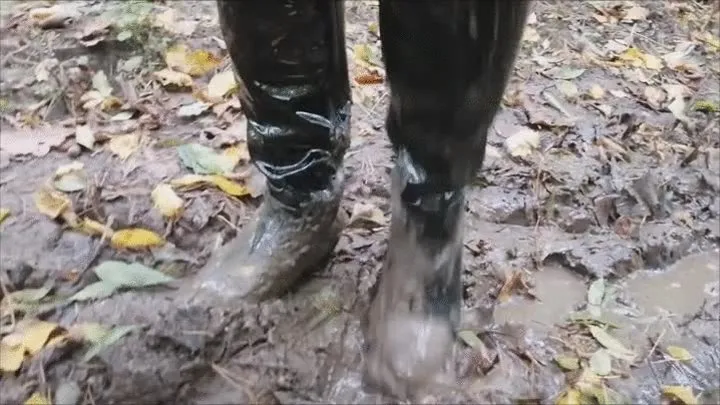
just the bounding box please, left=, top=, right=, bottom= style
left=1, top=1, right=719, bottom=404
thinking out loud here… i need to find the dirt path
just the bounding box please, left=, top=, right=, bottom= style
left=1, top=1, right=718, bottom=404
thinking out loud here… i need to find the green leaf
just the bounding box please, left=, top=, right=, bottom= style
left=554, top=354, right=581, bottom=371
left=588, top=326, right=635, bottom=361
left=666, top=345, right=693, bottom=362
left=94, top=260, right=174, bottom=289
left=69, top=281, right=118, bottom=302
left=82, top=325, right=138, bottom=362
left=458, top=330, right=484, bottom=349
left=587, top=278, right=605, bottom=306
left=5, top=287, right=52, bottom=303
left=553, top=67, right=586, bottom=80
left=117, top=30, right=132, bottom=42
left=176, top=143, right=235, bottom=175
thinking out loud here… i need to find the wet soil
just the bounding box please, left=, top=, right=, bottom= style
left=1, top=1, right=719, bottom=404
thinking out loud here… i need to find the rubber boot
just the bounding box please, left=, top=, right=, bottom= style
left=363, top=0, right=530, bottom=399
left=188, top=0, right=351, bottom=304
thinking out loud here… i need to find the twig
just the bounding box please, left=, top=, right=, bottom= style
left=210, top=363, right=257, bottom=403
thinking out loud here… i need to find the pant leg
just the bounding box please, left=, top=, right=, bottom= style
left=380, top=0, right=529, bottom=194
left=378, top=0, right=529, bottom=318
left=216, top=0, right=351, bottom=204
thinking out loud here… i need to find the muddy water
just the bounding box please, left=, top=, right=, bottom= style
left=493, top=264, right=586, bottom=334
left=626, top=251, right=720, bottom=317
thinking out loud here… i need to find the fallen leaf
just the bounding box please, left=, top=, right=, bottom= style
left=644, top=86, right=666, bottom=109
left=666, top=346, right=693, bottom=362
left=348, top=202, right=386, bottom=227
left=207, top=70, right=237, bottom=100
left=667, top=97, right=689, bottom=123
left=95, top=260, right=174, bottom=288
left=556, top=389, right=583, bottom=405
left=92, top=71, right=113, bottom=98
left=588, top=326, right=635, bottom=361
left=34, top=186, right=72, bottom=220
left=458, top=330, right=484, bottom=349
left=557, top=81, right=579, bottom=99
left=587, top=278, right=606, bottom=306
left=693, top=100, right=719, bottom=113
left=170, top=174, right=208, bottom=188
left=111, top=111, right=134, bottom=121
left=177, top=143, right=236, bottom=174
left=79, top=218, right=114, bottom=238
left=0, top=341, right=24, bottom=372
left=0, top=208, right=10, bottom=225
left=662, top=386, right=697, bottom=405
left=505, top=128, right=541, bottom=157
left=4, top=287, right=51, bottom=305
left=69, top=281, right=118, bottom=302
left=206, top=175, right=249, bottom=197
left=152, top=184, right=184, bottom=219
left=354, top=72, right=384, bottom=85
left=588, top=84, right=605, bottom=100
left=222, top=144, right=249, bottom=167
left=24, top=392, right=50, bottom=405
left=53, top=162, right=87, bottom=192
left=589, top=349, right=612, bottom=376
left=552, top=67, right=585, bottom=80
left=34, top=58, right=58, bottom=83
left=29, top=5, right=75, bottom=29
left=82, top=325, right=138, bottom=362
left=353, top=44, right=373, bottom=65
left=108, top=133, right=140, bottom=160
left=522, top=27, right=540, bottom=42
left=623, top=6, right=649, bottom=21
left=618, top=47, right=662, bottom=70
left=120, top=56, right=143, bottom=73
left=67, top=323, right=109, bottom=344
left=110, top=228, right=165, bottom=250
left=153, top=68, right=194, bottom=89
left=22, top=321, right=59, bottom=355
left=497, top=270, right=524, bottom=303
left=177, top=102, right=210, bottom=118
left=0, top=126, right=73, bottom=157
left=555, top=355, right=580, bottom=371
left=165, top=44, right=220, bottom=77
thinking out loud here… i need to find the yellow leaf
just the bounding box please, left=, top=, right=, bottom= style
left=165, top=44, right=220, bottom=77
left=207, top=70, right=237, bottom=100
left=111, top=228, right=165, bottom=250
left=170, top=174, right=207, bottom=188
left=555, top=355, right=581, bottom=371
left=222, top=145, right=248, bottom=168
left=22, top=320, right=59, bottom=355
left=68, top=322, right=109, bottom=344
left=666, top=345, right=693, bottom=362
left=101, top=96, right=123, bottom=112
left=588, top=84, right=605, bottom=100
left=24, top=392, right=50, bottom=405
left=662, top=386, right=697, bottom=405
left=354, top=44, right=372, bottom=65
left=0, top=341, right=24, bottom=372
left=108, top=133, right=140, bottom=160
left=618, top=47, right=662, bottom=70
left=79, top=218, right=114, bottom=238
left=151, top=184, right=184, bottom=219
left=34, top=186, right=72, bottom=219
left=556, top=389, right=583, bottom=405
left=0, top=208, right=10, bottom=224
left=45, top=333, right=67, bottom=348
left=153, top=68, right=194, bottom=89
left=206, top=175, right=249, bottom=197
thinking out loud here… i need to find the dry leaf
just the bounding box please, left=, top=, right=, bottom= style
left=354, top=72, right=384, bottom=85
left=588, top=326, right=635, bottom=361
left=53, top=162, right=87, bottom=192
left=153, top=68, right=194, bottom=89
left=624, top=6, right=649, bottom=21
left=0, top=208, right=10, bottom=225
left=177, top=102, right=210, bottom=118
left=644, top=86, right=666, bottom=109
left=556, top=389, right=583, bottom=405
left=22, top=321, right=59, bottom=355
left=165, top=44, right=220, bottom=77
left=111, top=228, right=165, bottom=250
left=497, top=270, right=524, bottom=303
left=206, top=175, right=249, bottom=197
left=108, top=133, right=140, bottom=160
left=0, top=340, right=24, bottom=372
left=151, top=184, right=184, bottom=219
left=207, top=70, right=237, bottom=100
left=505, top=128, right=541, bottom=157
left=589, top=349, right=612, bottom=376
left=79, top=218, right=114, bottom=238
left=555, top=355, right=580, bottom=371
left=170, top=174, right=207, bottom=188
left=557, top=81, right=579, bottom=99
left=24, top=392, right=51, bottom=405
left=348, top=202, right=386, bottom=227
left=222, top=145, right=248, bottom=167
left=34, top=186, right=72, bottom=219
left=618, top=47, right=662, bottom=70
left=666, top=345, right=693, bottom=362
left=588, top=84, right=605, bottom=100
left=662, top=386, right=697, bottom=405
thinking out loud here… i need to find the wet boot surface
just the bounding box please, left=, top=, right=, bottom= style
left=1, top=1, right=719, bottom=405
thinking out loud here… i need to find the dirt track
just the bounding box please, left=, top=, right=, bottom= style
left=1, top=1, right=719, bottom=404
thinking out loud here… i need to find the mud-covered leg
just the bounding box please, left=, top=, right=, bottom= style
left=188, top=1, right=351, bottom=303
left=364, top=0, right=530, bottom=398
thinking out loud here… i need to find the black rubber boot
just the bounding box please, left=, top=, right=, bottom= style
left=188, top=0, right=351, bottom=304
left=363, top=0, right=530, bottom=399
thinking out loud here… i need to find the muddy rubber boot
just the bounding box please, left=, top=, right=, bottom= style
left=363, top=0, right=530, bottom=399
left=187, top=0, right=351, bottom=304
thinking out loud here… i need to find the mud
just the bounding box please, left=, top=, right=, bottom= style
left=1, top=1, right=719, bottom=404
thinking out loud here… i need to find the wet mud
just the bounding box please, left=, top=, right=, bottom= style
left=1, top=1, right=719, bottom=404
